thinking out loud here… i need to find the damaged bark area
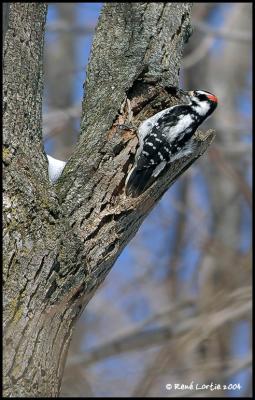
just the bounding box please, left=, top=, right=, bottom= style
left=3, top=3, right=214, bottom=397
left=60, top=74, right=214, bottom=304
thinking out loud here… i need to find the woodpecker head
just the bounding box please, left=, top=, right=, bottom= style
left=188, top=90, right=218, bottom=117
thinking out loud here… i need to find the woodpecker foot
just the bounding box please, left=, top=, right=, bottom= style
left=117, top=123, right=137, bottom=131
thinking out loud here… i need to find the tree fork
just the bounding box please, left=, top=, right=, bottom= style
left=3, top=3, right=214, bottom=397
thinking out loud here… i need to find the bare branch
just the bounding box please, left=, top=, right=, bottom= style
left=183, top=36, right=214, bottom=68
left=43, top=104, right=81, bottom=140
left=193, top=19, right=252, bottom=43
left=46, top=21, right=95, bottom=35
left=209, top=145, right=252, bottom=208
left=66, top=287, right=251, bottom=367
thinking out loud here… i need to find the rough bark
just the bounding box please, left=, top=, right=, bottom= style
left=3, top=3, right=214, bottom=397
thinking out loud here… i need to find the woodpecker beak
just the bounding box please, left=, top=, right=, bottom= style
left=206, top=94, right=218, bottom=103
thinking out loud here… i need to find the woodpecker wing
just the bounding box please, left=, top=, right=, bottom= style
left=125, top=162, right=156, bottom=197
left=126, top=104, right=198, bottom=197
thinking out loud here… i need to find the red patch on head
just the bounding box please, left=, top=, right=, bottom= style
left=207, top=94, right=218, bottom=103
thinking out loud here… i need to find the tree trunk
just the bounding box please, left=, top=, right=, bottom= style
left=3, top=3, right=213, bottom=397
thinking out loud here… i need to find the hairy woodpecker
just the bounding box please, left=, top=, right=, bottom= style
left=125, top=89, right=218, bottom=197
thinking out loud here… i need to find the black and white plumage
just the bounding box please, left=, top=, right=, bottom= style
left=125, top=90, right=218, bottom=197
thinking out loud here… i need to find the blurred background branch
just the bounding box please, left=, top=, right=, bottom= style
left=193, top=19, right=252, bottom=42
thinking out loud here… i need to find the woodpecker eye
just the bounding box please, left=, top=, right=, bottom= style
left=195, top=92, right=209, bottom=102
left=195, top=91, right=217, bottom=103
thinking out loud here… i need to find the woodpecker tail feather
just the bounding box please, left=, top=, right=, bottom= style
left=125, top=166, right=155, bottom=198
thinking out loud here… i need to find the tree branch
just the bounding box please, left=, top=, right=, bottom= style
left=193, top=19, right=252, bottom=43
left=66, top=290, right=251, bottom=367
left=3, top=3, right=47, bottom=169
